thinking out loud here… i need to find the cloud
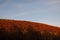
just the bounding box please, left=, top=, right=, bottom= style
left=47, top=0, right=60, bottom=5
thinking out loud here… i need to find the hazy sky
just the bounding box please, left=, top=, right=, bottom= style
left=0, top=0, right=60, bottom=27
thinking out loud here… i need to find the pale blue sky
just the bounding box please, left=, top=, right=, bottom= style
left=0, top=0, right=60, bottom=27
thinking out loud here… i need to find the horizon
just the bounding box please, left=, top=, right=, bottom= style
left=0, top=0, right=60, bottom=27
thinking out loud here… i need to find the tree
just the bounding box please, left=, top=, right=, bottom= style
left=40, top=30, right=54, bottom=40
left=0, top=25, right=8, bottom=40
left=23, top=25, right=40, bottom=40
left=53, top=32, right=60, bottom=40
left=8, top=24, right=24, bottom=40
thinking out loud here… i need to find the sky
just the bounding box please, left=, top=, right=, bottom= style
left=0, top=0, right=60, bottom=27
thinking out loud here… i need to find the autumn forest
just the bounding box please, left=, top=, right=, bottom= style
left=0, top=19, right=60, bottom=40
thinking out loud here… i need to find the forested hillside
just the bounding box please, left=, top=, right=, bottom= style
left=0, top=19, right=60, bottom=40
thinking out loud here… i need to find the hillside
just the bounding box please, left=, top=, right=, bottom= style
left=0, top=19, right=60, bottom=40
left=0, top=19, right=60, bottom=33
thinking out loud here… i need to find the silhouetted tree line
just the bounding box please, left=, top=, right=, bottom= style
left=0, top=25, right=60, bottom=40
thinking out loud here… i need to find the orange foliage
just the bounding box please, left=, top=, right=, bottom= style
left=0, top=19, right=60, bottom=34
